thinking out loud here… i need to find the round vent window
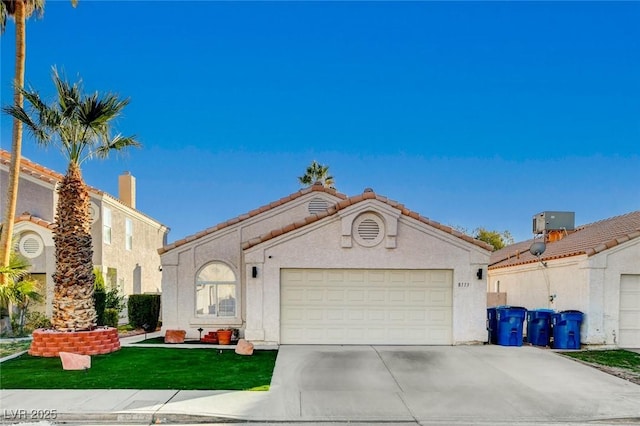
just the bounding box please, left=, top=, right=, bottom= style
left=308, top=197, right=329, bottom=214
left=353, top=213, right=384, bottom=247
left=89, top=201, right=100, bottom=224
left=19, top=233, right=44, bottom=259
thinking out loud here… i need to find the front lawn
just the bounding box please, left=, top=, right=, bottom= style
left=0, top=347, right=278, bottom=390
left=562, top=349, right=640, bottom=384
left=0, top=341, right=31, bottom=358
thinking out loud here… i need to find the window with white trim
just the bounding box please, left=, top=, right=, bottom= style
left=125, top=218, right=133, bottom=251
left=196, top=262, right=237, bottom=318
left=103, top=207, right=112, bottom=244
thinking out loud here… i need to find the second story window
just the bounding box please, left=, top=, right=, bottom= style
left=103, top=207, right=112, bottom=244
left=125, top=218, right=133, bottom=251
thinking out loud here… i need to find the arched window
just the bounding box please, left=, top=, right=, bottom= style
left=196, top=262, right=237, bottom=318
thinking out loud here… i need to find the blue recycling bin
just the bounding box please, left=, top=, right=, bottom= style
left=496, top=306, right=527, bottom=346
left=526, top=309, right=555, bottom=346
left=552, top=310, right=584, bottom=349
left=487, top=307, right=500, bottom=344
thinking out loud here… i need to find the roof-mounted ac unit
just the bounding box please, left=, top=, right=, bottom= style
left=533, top=211, right=575, bottom=234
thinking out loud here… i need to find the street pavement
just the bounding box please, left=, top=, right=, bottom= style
left=1, top=336, right=639, bottom=425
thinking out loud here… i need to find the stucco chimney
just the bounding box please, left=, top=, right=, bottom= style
left=118, top=171, right=136, bottom=209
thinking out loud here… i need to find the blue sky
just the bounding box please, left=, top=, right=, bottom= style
left=1, top=1, right=638, bottom=243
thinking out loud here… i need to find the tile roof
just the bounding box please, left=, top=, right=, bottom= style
left=1, top=149, right=167, bottom=229
left=14, top=213, right=56, bottom=230
left=241, top=189, right=493, bottom=251
left=159, top=183, right=492, bottom=254
left=159, top=183, right=347, bottom=254
left=489, top=211, right=640, bottom=269
left=0, top=148, right=101, bottom=193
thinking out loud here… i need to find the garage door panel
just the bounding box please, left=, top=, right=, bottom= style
left=281, top=269, right=453, bottom=345
left=619, top=274, right=640, bottom=348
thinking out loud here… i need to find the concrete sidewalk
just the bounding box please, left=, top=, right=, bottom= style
left=1, top=342, right=640, bottom=425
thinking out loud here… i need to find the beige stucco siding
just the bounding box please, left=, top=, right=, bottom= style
left=488, top=238, right=640, bottom=346
left=0, top=170, right=56, bottom=222
left=244, top=211, right=489, bottom=344
left=98, top=196, right=166, bottom=296
left=159, top=192, right=344, bottom=335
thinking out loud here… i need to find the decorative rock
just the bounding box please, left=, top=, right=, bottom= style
left=234, top=339, right=254, bottom=356
left=164, top=329, right=186, bottom=343
left=59, top=351, right=91, bottom=370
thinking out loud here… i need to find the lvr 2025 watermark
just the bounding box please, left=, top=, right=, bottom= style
left=3, top=409, right=57, bottom=421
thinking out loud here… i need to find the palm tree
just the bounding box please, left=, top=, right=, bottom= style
left=0, top=249, right=39, bottom=335
left=3, top=68, right=139, bottom=331
left=0, top=0, right=44, bottom=286
left=298, top=160, right=335, bottom=189
left=0, top=0, right=76, bottom=286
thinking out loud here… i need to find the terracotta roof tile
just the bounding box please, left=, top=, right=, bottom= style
left=160, top=185, right=348, bottom=254
left=15, top=213, right=56, bottom=230
left=243, top=190, right=493, bottom=251
left=489, top=211, right=640, bottom=269
left=1, top=149, right=167, bottom=230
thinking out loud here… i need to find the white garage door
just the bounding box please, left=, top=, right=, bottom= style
left=619, top=274, right=640, bottom=348
left=281, top=269, right=453, bottom=345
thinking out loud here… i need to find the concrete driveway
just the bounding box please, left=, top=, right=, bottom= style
left=4, top=344, right=637, bottom=425
left=153, top=344, right=640, bottom=424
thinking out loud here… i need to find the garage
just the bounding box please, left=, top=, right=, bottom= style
left=619, top=274, right=640, bottom=348
left=280, top=268, right=453, bottom=345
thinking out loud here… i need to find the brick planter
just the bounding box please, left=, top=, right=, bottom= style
left=29, top=328, right=121, bottom=357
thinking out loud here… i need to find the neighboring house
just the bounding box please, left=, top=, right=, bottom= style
left=488, top=211, right=640, bottom=348
left=0, top=149, right=169, bottom=318
left=159, top=184, right=492, bottom=345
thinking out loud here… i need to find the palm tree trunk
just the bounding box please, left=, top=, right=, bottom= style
left=0, top=0, right=27, bottom=285
left=51, top=163, right=96, bottom=331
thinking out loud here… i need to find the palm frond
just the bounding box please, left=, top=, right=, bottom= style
left=94, top=134, right=140, bottom=159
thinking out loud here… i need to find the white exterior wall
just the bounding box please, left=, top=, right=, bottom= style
left=243, top=200, right=490, bottom=345
left=488, top=238, right=640, bottom=346
left=160, top=192, right=343, bottom=337
left=591, top=239, right=640, bottom=346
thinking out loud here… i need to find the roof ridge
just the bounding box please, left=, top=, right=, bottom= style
left=1, top=149, right=167, bottom=229
left=159, top=185, right=349, bottom=254
left=576, top=210, right=640, bottom=231
left=241, top=190, right=493, bottom=251
left=15, top=212, right=56, bottom=230
left=489, top=210, right=640, bottom=269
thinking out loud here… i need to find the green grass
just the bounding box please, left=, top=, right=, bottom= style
left=0, top=347, right=278, bottom=390
left=0, top=341, right=31, bottom=358
left=563, top=350, right=640, bottom=374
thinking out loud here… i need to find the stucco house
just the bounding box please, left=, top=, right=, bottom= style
left=0, top=149, right=169, bottom=319
left=159, top=184, right=492, bottom=345
left=488, top=211, right=640, bottom=348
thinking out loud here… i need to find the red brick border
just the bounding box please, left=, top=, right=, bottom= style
left=29, top=328, right=121, bottom=357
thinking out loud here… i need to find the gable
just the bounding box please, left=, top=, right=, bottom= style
left=159, top=185, right=346, bottom=255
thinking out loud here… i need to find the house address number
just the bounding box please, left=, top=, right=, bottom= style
left=457, top=282, right=470, bottom=288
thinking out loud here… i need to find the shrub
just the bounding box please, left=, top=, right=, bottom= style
left=104, top=308, right=119, bottom=328
left=93, top=288, right=106, bottom=326
left=24, top=311, right=51, bottom=332
left=127, top=294, right=161, bottom=331
left=105, top=287, right=126, bottom=312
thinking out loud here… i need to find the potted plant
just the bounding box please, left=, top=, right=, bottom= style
left=217, top=328, right=232, bottom=345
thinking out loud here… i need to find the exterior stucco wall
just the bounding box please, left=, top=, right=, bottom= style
left=159, top=192, right=344, bottom=338
left=0, top=170, right=55, bottom=222
left=98, top=196, right=167, bottom=296
left=13, top=223, right=56, bottom=317
left=591, top=239, right=640, bottom=346
left=488, top=238, right=640, bottom=346
left=243, top=203, right=490, bottom=345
